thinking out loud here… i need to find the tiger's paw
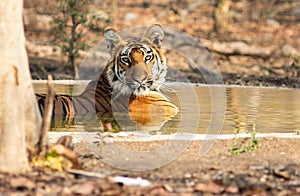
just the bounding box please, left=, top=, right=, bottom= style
left=129, top=91, right=178, bottom=129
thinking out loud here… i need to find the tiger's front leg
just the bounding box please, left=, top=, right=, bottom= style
left=128, top=91, right=178, bottom=129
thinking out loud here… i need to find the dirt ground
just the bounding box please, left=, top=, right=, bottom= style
left=1, top=138, right=300, bottom=195
left=1, top=0, right=300, bottom=195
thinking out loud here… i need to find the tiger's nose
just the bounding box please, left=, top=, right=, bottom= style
left=126, top=65, right=147, bottom=82
left=132, top=74, right=147, bottom=84
left=127, top=73, right=150, bottom=90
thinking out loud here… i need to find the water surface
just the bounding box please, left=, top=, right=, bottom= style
left=34, top=81, right=300, bottom=134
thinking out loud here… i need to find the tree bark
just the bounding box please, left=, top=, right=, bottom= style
left=0, top=0, right=41, bottom=172
left=213, top=0, right=231, bottom=41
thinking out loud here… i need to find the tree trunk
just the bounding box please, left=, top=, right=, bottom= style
left=213, top=0, right=231, bottom=41
left=0, top=0, right=41, bottom=172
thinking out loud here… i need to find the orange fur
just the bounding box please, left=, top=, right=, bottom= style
left=129, top=92, right=178, bottom=128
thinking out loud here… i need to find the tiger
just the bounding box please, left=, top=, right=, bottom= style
left=36, top=24, right=178, bottom=128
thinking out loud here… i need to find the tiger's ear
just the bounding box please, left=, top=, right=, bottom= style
left=145, top=24, right=164, bottom=47
left=104, top=29, right=123, bottom=54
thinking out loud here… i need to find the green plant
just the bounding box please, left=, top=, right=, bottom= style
left=230, top=124, right=259, bottom=155
left=292, top=55, right=299, bottom=63
left=52, top=0, right=110, bottom=79
left=293, top=129, right=300, bottom=135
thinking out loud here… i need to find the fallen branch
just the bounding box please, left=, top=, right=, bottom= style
left=37, top=75, right=54, bottom=155
left=67, top=169, right=151, bottom=186
left=200, top=39, right=274, bottom=58
left=68, top=169, right=106, bottom=179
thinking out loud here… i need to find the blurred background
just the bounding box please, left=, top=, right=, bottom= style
left=24, top=0, right=300, bottom=87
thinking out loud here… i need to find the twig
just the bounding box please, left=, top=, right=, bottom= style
left=111, top=0, right=118, bottom=29
left=67, top=169, right=106, bottom=179
left=37, top=75, right=55, bottom=155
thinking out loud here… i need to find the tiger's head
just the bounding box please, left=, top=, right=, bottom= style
left=104, top=25, right=167, bottom=96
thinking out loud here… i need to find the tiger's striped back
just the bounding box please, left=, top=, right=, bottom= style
left=36, top=73, right=113, bottom=124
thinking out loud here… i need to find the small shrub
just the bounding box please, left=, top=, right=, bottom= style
left=52, top=0, right=111, bottom=79
left=230, top=124, right=259, bottom=155
left=293, top=129, right=300, bottom=135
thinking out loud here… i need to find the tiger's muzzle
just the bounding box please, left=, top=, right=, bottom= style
left=125, top=63, right=154, bottom=95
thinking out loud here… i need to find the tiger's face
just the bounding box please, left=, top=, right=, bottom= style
left=104, top=25, right=167, bottom=96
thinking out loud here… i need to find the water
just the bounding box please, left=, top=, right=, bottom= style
left=224, top=86, right=300, bottom=133
left=33, top=81, right=300, bottom=134
left=33, top=80, right=89, bottom=96
left=224, top=87, right=300, bottom=133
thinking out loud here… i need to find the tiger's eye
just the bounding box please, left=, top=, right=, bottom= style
left=145, top=55, right=152, bottom=62
left=120, top=57, right=130, bottom=65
